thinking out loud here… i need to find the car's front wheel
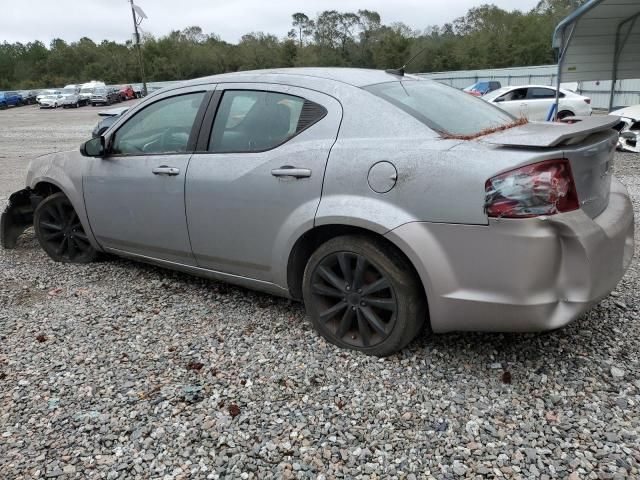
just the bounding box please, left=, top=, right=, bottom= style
left=34, top=193, right=97, bottom=263
left=303, top=235, right=426, bottom=356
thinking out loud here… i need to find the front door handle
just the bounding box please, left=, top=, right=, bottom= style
left=271, top=166, right=312, bottom=178
left=152, top=166, right=180, bottom=176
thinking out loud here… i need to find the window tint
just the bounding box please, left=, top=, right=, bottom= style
left=365, top=81, right=514, bottom=137
left=528, top=88, right=557, bottom=99
left=209, top=90, right=325, bottom=153
left=498, top=88, right=528, bottom=102
left=112, top=92, right=205, bottom=155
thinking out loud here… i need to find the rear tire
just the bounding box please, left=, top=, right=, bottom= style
left=557, top=110, right=575, bottom=120
left=302, top=235, right=426, bottom=356
left=34, top=193, right=97, bottom=264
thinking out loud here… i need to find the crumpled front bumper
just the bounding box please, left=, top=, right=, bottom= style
left=1, top=188, right=39, bottom=249
left=386, top=177, right=635, bottom=333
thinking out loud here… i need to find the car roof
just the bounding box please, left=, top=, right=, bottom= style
left=180, top=67, right=423, bottom=89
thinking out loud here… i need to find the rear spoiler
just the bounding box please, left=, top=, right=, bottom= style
left=480, top=116, right=621, bottom=148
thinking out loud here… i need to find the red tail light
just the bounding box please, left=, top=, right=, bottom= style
left=584, top=98, right=591, bottom=104
left=485, top=159, right=580, bottom=218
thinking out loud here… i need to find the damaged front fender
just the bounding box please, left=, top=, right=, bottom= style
left=1, top=188, right=42, bottom=249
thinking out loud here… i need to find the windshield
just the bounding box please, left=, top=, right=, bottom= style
left=93, top=88, right=106, bottom=94
left=366, top=80, right=515, bottom=136
left=62, top=88, right=76, bottom=94
left=464, top=82, right=488, bottom=92
left=81, top=88, right=93, bottom=93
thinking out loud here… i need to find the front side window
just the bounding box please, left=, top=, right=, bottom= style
left=208, top=90, right=325, bottom=153
left=112, top=92, right=205, bottom=155
left=366, top=80, right=514, bottom=137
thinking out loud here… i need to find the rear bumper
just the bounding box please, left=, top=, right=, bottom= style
left=386, top=176, right=635, bottom=333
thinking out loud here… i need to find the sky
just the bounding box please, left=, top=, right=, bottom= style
left=4, top=0, right=541, bottom=45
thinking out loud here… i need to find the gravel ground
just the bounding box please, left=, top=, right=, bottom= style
left=1, top=106, right=639, bottom=479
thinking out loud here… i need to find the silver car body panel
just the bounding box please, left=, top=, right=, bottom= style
left=5, top=68, right=635, bottom=333
left=386, top=177, right=634, bottom=332
left=83, top=84, right=215, bottom=265
left=186, top=82, right=343, bottom=283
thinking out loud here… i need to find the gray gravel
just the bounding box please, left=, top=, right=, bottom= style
left=1, top=106, right=639, bottom=479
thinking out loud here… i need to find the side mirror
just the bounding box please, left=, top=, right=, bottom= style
left=80, top=136, right=105, bottom=157
left=494, top=97, right=504, bottom=103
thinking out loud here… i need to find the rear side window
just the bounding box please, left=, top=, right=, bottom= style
left=528, top=88, right=560, bottom=99
left=208, top=90, right=326, bottom=153
left=366, top=80, right=514, bottom=137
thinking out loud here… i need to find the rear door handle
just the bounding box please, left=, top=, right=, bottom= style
left=271, top=166, right=312, bottom=178
left=152, top=166, right=180, bottom=176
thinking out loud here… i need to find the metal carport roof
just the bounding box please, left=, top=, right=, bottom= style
left=552, top=0, right=640, bottom=111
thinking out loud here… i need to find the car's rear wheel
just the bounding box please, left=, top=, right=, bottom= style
left=34, top=193, right=97, bottom=263
left=557, top=110, right=575, bottom=120
left=302, top=235, right=426, bottom=356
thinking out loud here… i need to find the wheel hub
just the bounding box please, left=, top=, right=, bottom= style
left=346, top=292, right=361, bottom=306
left=309, top=251, right=397, bottom=349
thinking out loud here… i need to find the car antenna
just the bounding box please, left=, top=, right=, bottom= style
left=385, top=46, right=429, bottom=77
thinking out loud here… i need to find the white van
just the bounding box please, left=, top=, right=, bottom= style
left=78, top=81, right=106, bottom=104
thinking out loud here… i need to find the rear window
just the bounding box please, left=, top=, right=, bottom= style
left=365, top=80, right=515, bottom=136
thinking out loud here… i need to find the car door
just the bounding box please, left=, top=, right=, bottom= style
left=83, top=85, right=212, bottom=265
left=525, top=87, right=557, bottom=120
left=186, top=83, right=342, bottom=283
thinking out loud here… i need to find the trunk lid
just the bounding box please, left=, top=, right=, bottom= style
left=480, top=116, right=620, bottom=219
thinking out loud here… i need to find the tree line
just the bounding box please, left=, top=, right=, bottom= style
left=0, top=0, right=583, bottom=90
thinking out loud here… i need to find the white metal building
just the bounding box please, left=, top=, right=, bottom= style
left=419, top=64, right=640, bottom=110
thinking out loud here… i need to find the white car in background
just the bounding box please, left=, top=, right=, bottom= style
left=483, top=85, right=592, bottom=121
left=36, top=89, right=62, bottom=104
left=39, top=94, right=64, bottom=109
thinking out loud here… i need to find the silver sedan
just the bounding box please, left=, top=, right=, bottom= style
left=1, top=68, right=634, bottom=356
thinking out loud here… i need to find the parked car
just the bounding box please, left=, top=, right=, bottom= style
left=92, top=106, right=129, bottom=137
left=119, top=85, right=136, bottom=101
left=38, top=93, right=64, bottom=109
left=610, top=104, right=640, bottom=153
left=90, top=87, right=120, bottom=106
left=20, top=91, right=38, bottom=105
left=463, top=81, right=501, bottom=96
left=483, top=85, right=592, bottom=120
left=132, top=84, right=144, bottom=98
left=36, top=89, right=62, bottom=104
left=0, top=91, right=24, bottom=109
left=60, top=85, right=87, bottom=108
left=78, top=81, right=106, bottom=104
left=1, top=68, right=634, bottom=356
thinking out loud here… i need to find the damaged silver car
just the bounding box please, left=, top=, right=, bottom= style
left=1, top=68, right=635, bottom=356
left=612, top=105, right=640, bottom=153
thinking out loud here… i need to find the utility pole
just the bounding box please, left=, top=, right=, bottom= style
left=129, top=0, right=148, bottom=97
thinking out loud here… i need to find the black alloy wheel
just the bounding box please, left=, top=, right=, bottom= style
left=34, top=193, right=97, bottom=263
left=303, top=235, right=426, bottom=356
